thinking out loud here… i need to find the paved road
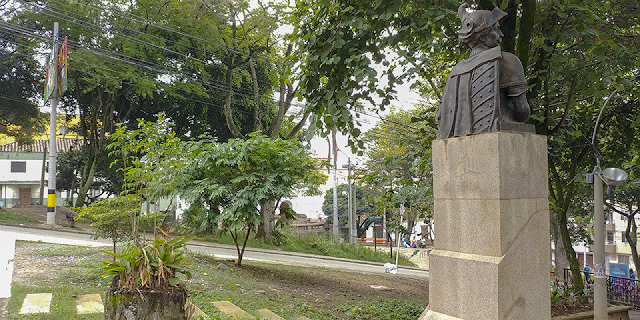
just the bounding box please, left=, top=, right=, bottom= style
left=0, top=224, right=429, bottom=280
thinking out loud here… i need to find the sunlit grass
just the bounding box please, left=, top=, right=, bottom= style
left=0, top=210, right=40, bottom=225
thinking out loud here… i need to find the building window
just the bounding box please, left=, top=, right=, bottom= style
left=619, top=255, right=630, bottom=265
left=10, top=161, right=26, bottom=173
left=607, top=231, right=615, bottom=245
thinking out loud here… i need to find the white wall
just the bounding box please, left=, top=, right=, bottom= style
left=0, top=159, right=43, bottom=183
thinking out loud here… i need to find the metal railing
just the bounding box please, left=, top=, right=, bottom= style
left=559, top=268, right=640, bottom=308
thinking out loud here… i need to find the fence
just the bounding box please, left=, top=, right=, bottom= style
left=559, top=268, right=640, bottom=308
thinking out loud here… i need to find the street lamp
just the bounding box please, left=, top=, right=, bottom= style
left=589, top=88, right=630, bottom=320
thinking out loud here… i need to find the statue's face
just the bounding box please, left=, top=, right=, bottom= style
left=480, top=23, right=503, bottom=48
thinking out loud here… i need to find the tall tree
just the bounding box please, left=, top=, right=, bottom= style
left=0, top=27, right=43, bottom=145
left=293, top=0, right=640, bottom=295
left=361, top=106, right=436, bottom=238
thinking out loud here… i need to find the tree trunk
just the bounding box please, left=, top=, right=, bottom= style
left=105, top=287, right=188, bottom=320
left=558, top=209, right=584, bottom=294
left=625, top=213, right=640, bottom=275
left=256, top=199, right=277, bottom=245
left=75, top=149, right=100, bottom=208
left=249, top=57, right=262, bottom=133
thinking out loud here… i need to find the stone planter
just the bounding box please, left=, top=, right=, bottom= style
left=551, top=305, right=632, bottom=320
left=105, top=286, right=189, bottom=320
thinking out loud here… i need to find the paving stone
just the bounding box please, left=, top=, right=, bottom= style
left=255, top=308, right=284, bottom=320
left=186, top=299, right=207, bottom=319
left=20, top=293, right=52, bottom=314
left=291, top=315, right=313, bottom=320
left=211, top=301, right=255, bottom=319
left=76, top=293, right=104, bottom=314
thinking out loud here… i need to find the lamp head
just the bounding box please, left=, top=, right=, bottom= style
left=602, top=167, right=628, bottom=187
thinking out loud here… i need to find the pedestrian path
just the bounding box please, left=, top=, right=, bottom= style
left=15, top=292, right=313, bottom=319
left=211, top=300, right=312, bottom=319
left=19, top=293, right=103, bottom=315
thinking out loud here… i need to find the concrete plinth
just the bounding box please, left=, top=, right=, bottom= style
left=422, top=132, right=550, bottom=320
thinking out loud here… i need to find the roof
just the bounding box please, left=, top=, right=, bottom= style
left=0, top=138, right=84, bottom=153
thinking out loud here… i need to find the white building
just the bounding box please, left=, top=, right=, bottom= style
left=0, top=138, right=82, bottom=208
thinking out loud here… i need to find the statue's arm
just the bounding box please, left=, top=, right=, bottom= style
left=500, top=53, right=530, bottom=122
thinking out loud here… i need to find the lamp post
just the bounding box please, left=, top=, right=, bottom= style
left=589, top=86, right=631, bottom=320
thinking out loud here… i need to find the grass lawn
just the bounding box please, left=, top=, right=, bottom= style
left=7, top=241, right=427, bottom=319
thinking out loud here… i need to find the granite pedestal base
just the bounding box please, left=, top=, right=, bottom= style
left=421, top=132, right=550, bottom=320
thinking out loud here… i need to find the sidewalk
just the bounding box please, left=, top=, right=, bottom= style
left=630, top=309, right=640, bottom=320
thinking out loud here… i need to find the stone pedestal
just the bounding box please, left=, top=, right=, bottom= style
left=422, top=132, right=550, bottom=320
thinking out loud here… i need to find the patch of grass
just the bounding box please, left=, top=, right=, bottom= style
left=0, top=211, right=40, bottom=225
left=31, top=244, right=102, bottom=256
left=11, top=243, right=426, bottom=320
left=7, top=284, right=104, bottom=320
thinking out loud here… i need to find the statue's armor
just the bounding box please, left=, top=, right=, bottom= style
left=470, top=59, right=499, bottom=134
left=436, top=47, right=530, bottom=139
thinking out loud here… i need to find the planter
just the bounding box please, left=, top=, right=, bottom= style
left=105, top=286, right=189, bottom=320
left=552, top=305, right=632, bottom=320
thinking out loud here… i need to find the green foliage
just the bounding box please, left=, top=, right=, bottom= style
left=108, top=114, right=186, bottom=203
left=178, top=132, right=326, bottom=264
left=0, top=28, right=43, bottom=146
left=360, top=106, right=436, bottom=238
left=101, top=233, right=195, bottom=290
left=293, top=0, right=460, bottom=149
left=75, top=195, right=166, bottom=250
left=321, top=184, right=374, bottom=226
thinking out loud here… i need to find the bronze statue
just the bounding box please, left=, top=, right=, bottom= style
left=436, top=4, right=533, bottom=139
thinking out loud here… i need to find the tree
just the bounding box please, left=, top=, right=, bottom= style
left=293, top=0, right=640, bottom=296
left=604, top=156, right=640, bottom=276
left=178, top=133, right=326, bottom=266
left=0, top=27, right=43, bottom=145
left=321, top=183, right=374, bottom=232
left=361, top=106, right=436, bottom=239
left=75, top=194, right=165, bottom=255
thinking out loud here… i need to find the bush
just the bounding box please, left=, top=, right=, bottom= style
left=75, top=195, right=167, bottom=253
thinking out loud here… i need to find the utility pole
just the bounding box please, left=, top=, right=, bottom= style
left=346, top=159, right=352, bottom=245
left=351, top=177, right=357, bottom=247
left=46, top=22, right=60, bottom=225
left=332, top=127, right=339, bottom=240
left=45, top=22, right=67, bottom=224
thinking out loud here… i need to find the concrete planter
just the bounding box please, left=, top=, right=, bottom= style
left=105, top=286, right=189, bottom=320
left=551, top=305, right=632, bottom=320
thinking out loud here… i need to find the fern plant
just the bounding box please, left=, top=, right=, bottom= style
left=102, top=228, right=194, bottom=290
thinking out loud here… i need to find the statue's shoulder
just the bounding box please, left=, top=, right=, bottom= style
left=499, top=51, right=524, bottom=68
left=450, top=47, right=502, bottom=77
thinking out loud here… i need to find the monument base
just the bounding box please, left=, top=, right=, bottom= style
left=423, top=132, right=550, bottom=320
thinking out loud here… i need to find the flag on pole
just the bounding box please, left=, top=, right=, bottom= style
left=44, top=53, right=55, bottom=102
left=57, top=36, right=67, bottom=98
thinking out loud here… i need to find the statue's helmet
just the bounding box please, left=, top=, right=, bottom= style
left=458, top=4, right=507, bottom=44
